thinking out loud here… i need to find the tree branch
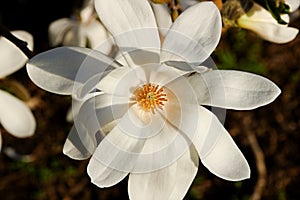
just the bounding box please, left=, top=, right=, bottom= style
left=0, top=25, right=34, bottom=59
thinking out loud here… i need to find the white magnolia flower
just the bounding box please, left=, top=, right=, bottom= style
left=0, top=30, right=36, bottom=150
left=237, top=1, right=299, bottom=44
left=48, top=0, right=114, bottom=54
left=27, top=1, right=280, bottom=199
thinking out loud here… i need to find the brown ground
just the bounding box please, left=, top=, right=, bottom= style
left=0, top=1, right=300, bottom=200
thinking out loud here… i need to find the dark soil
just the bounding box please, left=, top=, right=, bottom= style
left=0, top=1, right=300, bottom=199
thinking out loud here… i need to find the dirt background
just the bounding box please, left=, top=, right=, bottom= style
left=0, top=0, right=300, bottom=199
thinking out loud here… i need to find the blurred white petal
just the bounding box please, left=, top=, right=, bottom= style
left=0, top=30, right=33, bottom=78
left=286, top=0, right=300, bottom=12
left=193, top=106, right=250, bottom=181
left=48, top=18, right=78, bottom=47
left=84, top=20, right=115, bottom=52
left=161, top=2, right=221, bottom=64
left=0, top=90, right=35, bottom=138
left=238, top=3, right=299, bottom=44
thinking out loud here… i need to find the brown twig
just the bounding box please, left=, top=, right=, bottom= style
left=244, top=115, right=267, bottom=200
left=0, top=24, right=34, bottom=59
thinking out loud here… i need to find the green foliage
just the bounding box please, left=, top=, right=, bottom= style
left=214, top=29, right=267, bottom=75
left=9, top=159, right=77, bottom=183
left=278, top=190, right=287, bottom=200
left=187, top=175, right=205, bottom=199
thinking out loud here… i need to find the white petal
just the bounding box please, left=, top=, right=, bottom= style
left=161, top=2, right=222, bottom=64
left=63, top=125, right=97, bottom=160
left=97, top=65, right=148, bottom=96
left=87, top=114, right=146, bottom=187
left=131, top=72, right=200, bottom=172
left=64, top=26, right=87, bottom=47
left=128, top=146, right=199, bottom=200
left=150, top=2, right=172, bottom=37
left=95, top=0, right=160, bottom=55
left=188, top=70, right=281, bottom=110
left=84, top=20, right=115, bottom=53
left=27, top=46, right=117, bottom=95
left=286, top=0, right=300, bottom=12
left=64, top=93, right=127, bottom=160
left=0, top=30, right=33, bottom=78
left=66, top=91, right=102, bottom=122
left=238, top=3, right=299, bottom=44
left=193, top=106, right=250, bottom=181
left=48, top=18, right=78, bottom=47
left=133, top=119, right=195, bottom=173
left=88, top=159, right=129, bottom=188
left=0, top=90, right=35, bottom=138
left=80, top=0, right=95, bottom=24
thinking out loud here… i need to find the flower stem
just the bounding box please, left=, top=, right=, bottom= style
left=0, top=24, right=34, bottom=59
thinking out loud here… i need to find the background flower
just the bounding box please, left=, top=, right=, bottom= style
left=0, top=30, right=36, bottom=150
left=237, top=1, right=299, bottom=44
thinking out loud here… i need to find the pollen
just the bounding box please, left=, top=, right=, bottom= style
left=133, top=83, right=167, bottom=114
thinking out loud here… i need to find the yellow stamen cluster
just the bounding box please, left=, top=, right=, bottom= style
left=134, top=83, right=167, bottom=114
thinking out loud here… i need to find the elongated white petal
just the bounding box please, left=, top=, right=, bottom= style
left=27, top=46, right=117, bottom=95
left=238, top=3, right=299, bottom=43
left=0, top=31, right=33, bottom=78
left=188, top=70, right=281, bottom=110
left=0, top=90, right=35, bottom=138
left=161, top=2, right=221, bottom=64
left=129, top=146, right=199, bottom=200
left=64, top=93, right=127, bottom=160
left=95, top=0, right=160, bottom=55
left=238, top=17, right=298, bottom=44
left=150, top=2, right=172, bottom=37
left=193, top=106, right=250, bottom=181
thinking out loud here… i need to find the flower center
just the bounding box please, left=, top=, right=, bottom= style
left=133, top=83, right=167, bottom=114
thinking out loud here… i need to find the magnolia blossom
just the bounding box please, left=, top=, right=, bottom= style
left=50, top=0, right=172, bottom=122
left=48, top=0, right=115, bottom=54
left=237, top=0, right=299, bottom=44
left=27, top=1, right=280, bottom=199
left=0, top=30, right=36, bottom=150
